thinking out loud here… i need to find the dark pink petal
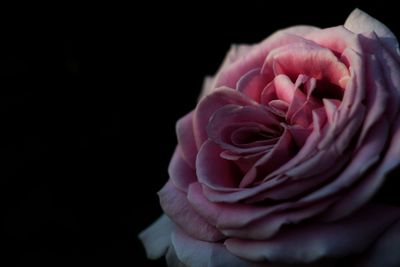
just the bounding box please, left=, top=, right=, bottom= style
left=286, top=84, right=321, bottom=128
left=206, top=104, right=281, bottom=155
left=345, top=9, right=400, bottom=59
left=286, top=125, right=312, bottom=147
left=158, top=180, right=224, bottom=242
left=266, top=110, right=324, bottom=179
left=196, top=140, right=242, bottom=190
left=260, top=81, right=278, bottom=106
left=263, top=41, right=350, bottom=88
left=354, top=216, right=400, bottom=267
left=236, top=68, right=269, bottom=102
left=138, top=214, right=173, bottom=259
left=193, top=88, right=257, bottom=148
left=240, top=129, right=296, bottom=188
left=176, top=111, right=198, bottom=168
left=171, top=227, right=268, bottom=267
left=225, top=204, right=400, bottom=263
left=168, top=147, right=197, bottom=192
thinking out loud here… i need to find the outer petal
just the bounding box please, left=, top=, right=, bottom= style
left=354, top=217, right=400, bottom=267
left=345, top=8, right=400, bottom=58
left=225, top=204, right=400, bottom=264
left=138, top=214, right=173, bottom=259
left=168, top=147, right=197, bottom=192
left=171, top=227, right=270, bottom=267
left=176, top=111, right=198, bottom=168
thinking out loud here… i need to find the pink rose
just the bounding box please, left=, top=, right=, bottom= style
left=140, top=9, right=400, bottom=267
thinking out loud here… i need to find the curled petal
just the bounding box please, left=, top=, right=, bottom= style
left=216, top=27, right=319, bottom=89
left=345, top=8, right=400, bottom=58
left=263, top=41, right=350, bottom=88
left=196, top=140, right=242, bottom=190
left=193, top=88, right=257, bottom=147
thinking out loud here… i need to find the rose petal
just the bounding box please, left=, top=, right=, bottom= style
left=207, top=104, right=281, bottom=155
left=138, top=214, right=173, bottom=259
left=165, top=246, right=186, bottom=267
left=320, top=117, right=396, bottom=220
left=193, top=87, right=257, bottom=148
left=241, top=129, right=296, bottom=188
left=176, top=111, right=198, bottom=168
left=358, top=32, right=400, bottom=124
left=263, top=41, right=350, bottom=87
left=306, top=25, right=361, bottom=55
left=188, top=182, right=333, bottom=235
left=158, top=180, right=224, bottom=241
left=216, top=27, right=319, bottom=89
left=345, top=8, right=400, bottom=58
left=171, top=227, right=268, bottom=267
left=225, top=204, right=400, bottom=263
left=169, top=147, right=197, bottom=192
left=236, top=68, right=269, bottom=102
left=303, top=118, right=389, bottom=220
left=196, top=140, right=242, bottom=190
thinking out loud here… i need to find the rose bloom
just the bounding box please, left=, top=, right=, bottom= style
left=140, top=9, right=400, bottom=267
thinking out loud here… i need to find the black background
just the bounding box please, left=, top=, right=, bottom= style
left=1, top=2, right=399, bottom=267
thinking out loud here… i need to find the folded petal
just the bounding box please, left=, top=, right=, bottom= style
left=193, top=88, right=257, bottom=147
left=236, top=68, right=269, bottom=102
left=196, top=140, right=242, bottom=190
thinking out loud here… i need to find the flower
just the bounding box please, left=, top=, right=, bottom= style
left=140, top=9, right=400, bottom=267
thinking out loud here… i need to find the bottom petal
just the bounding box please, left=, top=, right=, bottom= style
left=171, top=227, right=269, bottom=267
left=138, top=214, right=173, bottom=259
left=224, top=204, right=400, bottom=264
